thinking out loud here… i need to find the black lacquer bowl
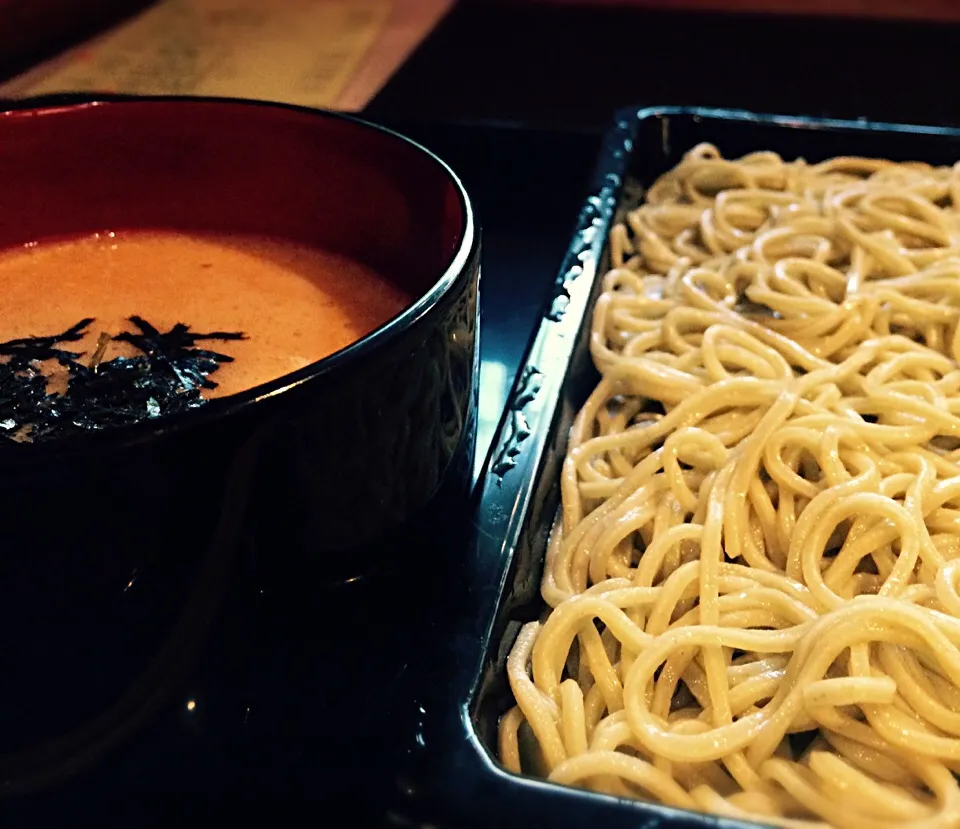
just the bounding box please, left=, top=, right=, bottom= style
left=0, top=96, right=479, bottom=793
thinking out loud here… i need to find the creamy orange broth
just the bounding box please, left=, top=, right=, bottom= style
left=0, top=230, right=410, bottom=398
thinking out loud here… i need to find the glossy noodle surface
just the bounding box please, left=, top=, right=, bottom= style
left=499, top=145, right=960, bottom=827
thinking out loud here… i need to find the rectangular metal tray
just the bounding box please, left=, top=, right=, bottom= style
left=397, top=106, right=960, bottom=829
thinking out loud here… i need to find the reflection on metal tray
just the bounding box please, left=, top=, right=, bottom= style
left=395, top=107, right=960, bottom=829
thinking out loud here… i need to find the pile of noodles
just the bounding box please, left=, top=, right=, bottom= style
left=499, top=144, right=960, bottom=828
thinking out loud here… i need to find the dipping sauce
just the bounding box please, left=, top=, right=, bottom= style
left=0, top=230, right=410, bottom=399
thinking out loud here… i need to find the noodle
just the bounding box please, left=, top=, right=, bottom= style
left=499, top=143, right=960, bottom=827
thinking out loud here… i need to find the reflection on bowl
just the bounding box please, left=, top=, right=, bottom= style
left=0, top=95, right=479, bottom=790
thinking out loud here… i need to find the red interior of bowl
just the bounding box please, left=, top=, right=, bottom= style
left=0, top=99, right=465, bottom=298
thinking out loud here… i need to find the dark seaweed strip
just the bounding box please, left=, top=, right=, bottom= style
left=0, top=317, right=93, bottom=351
left=0, top=320, right=97, bottom=440
left=0, top=317, right=245, bottom=444
left=114, top=316, right=246, bottom=354
left=113, top=317, right=247, bottom=394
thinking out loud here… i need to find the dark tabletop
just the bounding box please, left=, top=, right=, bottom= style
left=368, top=0, right=960, bottom=133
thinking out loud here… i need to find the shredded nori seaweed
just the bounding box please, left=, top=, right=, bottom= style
left=0, top=317, right=245, bottom=444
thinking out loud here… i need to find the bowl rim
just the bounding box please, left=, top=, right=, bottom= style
left=0, top=94, right=478, bottom=460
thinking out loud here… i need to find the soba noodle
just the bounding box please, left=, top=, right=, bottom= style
left=499, top=144, right=960, bottom=828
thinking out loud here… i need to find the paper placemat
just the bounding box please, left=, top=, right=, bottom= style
left=0, top=0, right=449, bottom=110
